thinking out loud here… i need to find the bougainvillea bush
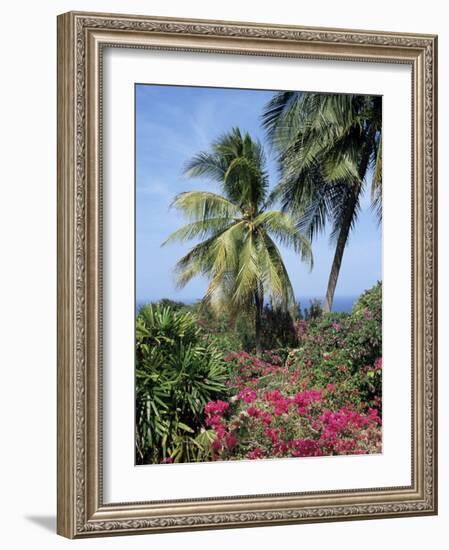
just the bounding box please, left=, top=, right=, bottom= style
left=202, top=283, right=382, bottom=461
left=204, top=352, right=381, bottom=460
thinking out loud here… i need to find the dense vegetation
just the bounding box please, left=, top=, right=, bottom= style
left=136, top=283, right=382, bottom=464
left=135, top=305, right=228, bottom=464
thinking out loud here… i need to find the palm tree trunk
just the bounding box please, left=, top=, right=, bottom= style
left=323, top=130, right=375, bottom=313
left=323, top=190, right=358, bottom=313
left=254, top=291, right=263, bottom=353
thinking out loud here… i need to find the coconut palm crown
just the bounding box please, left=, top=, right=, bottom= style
left=163, top=127, right=312, bottom=351
left=263, top=92, right=382, bottom=312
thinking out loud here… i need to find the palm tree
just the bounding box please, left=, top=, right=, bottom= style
left=163, top=127, right=312, bottom=352
left=263, top=92, right=382, bottom=312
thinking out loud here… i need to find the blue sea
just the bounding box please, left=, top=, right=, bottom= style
left=136, top=296, right=356, bottom=313
left=299, top=296, right=356, bottom=313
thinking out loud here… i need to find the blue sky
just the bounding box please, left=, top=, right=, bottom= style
left=135, top=84, right=381, bottom=304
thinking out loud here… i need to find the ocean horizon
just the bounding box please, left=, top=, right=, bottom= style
left=136, top=295, right=357, bottom=313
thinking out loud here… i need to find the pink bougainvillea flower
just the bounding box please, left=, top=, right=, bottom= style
left=273, top=399, right=291, bottom=416
left=264, top=427, right=280, bottom=444
left=204, top=400, right=230, bottom=416
left=247, top=448, right=264, bottom=460
left=247, top=406, right=260, bottom=417
left=290, top=438, right=322, bottom=457
left=260, top=411, right=273, bottom=425
left=224, top=432, right=237, bottom=449
left=237, top=388, right=257, bottom=403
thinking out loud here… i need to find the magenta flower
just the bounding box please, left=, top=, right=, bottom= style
left=237, top=388, right=257, bottom=403
left=247, top=406, right=260, bottom=417
left=247, top=448, right=264, bottom=460
left=204, top=400, right=229, bottom=416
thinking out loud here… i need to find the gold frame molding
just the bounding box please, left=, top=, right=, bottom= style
left=57, top=11, right=438, bottom=539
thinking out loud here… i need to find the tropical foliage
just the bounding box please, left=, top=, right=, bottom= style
left=135, top=304, right=228, bottom=464
left=263, top=92, right=382, bottom=311
left=136, top=284, right=382, bottom=463
left=200, top=283, right=382, bottom=461
left=163, top=127, right=312, bottom=351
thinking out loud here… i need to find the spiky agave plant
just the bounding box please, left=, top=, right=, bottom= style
left=163, top=127, right=312, bottom=352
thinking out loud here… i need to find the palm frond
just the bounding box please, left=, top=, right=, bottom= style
left=371, top=134, right=382, bottom=223
left=329, top=189, right=362, bottom=245
left=201, top=222, right=245, bottom=311
left=162, top=218, right=233, bottom=246
left=262, top=91, right=303, bottom=150
left=183, top=152, right=227, bottom=182
left=260, top=232, right=296, bottom=312
left=173, top=229, right=230, bottom=288
left=170, top=191, right=239, bottom=221
left=254, top=210, right=313, bottom=269
left=232, top=230, right=260, bottom=306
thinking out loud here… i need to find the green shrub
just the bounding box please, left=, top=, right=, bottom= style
left=204, top=332, right=245, bottom=355
left=135, top=304, right=228, bottom=464
left=155, top=298, right=188, bottom=311
left=303, top=298, right=323, bottom=320
left=352, top=281, right=382, bottom=320
left=187, top=301, right=253, bottom=352
left=259, top=306, right=297, bottom=350
left=288, top=282, right=382, bottom=413
left=186, top=300, right=299, bottom=353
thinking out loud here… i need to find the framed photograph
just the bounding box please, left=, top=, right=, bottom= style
left=57, top=11, right=438, bottom=538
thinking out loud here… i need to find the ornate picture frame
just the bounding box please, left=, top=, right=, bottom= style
left=57, top=11, right=438, bottom=538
